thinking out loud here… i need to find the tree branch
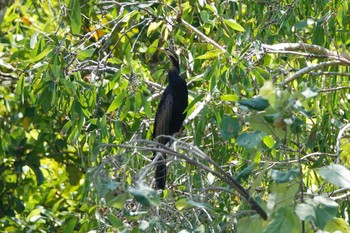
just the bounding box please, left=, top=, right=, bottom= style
left=281, top=61, right=342, bottom=86
left=103, top=139, right=268, bottom=220
left=180, top=19, right=229, bottom=55
left=261, top=43, right=350, bottom=86
left=262, top=43, right=350, bottom=64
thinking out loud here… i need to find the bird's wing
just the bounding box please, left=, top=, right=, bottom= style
left=154, top=93, right=173, bottom=144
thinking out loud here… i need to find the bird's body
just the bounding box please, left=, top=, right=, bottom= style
left=153, top=49, right=188, bottom=189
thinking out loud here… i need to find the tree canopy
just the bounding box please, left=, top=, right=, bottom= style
left=1, top=0, right=350, bottom=232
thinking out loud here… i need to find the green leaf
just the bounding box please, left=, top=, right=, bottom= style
left=268, top=182, right=299, bottom=211
left=220, top=94, right=239, bottom=102
left=25, top=155, right=44, bottom=185
left=107, top=193, right=128, bottom=209
left=141, top=95, right=152, bottom=118
left=30, top=32, right=39, bottom=49
left=294, top=18, right=315, bottom=29
left=107, top=92, right=126, bottom=113
left=263, top=207, right=301, bottom=233
left=128, top=184, right=160, bottom=207
left=220, top=117, right=240, bottom=140
left=237, top=216, right=264, bottom=233
left=138, top=2, right=156, bottom=8
left=263, top=135, right=275, bottom=148
left=318, top=164, right=350, bottom=188
left=77, top=49, right=95, bottom=61
left=186, top=200, right=212, bottom=211
left=70, top=0, right=82, bottom=34
left=325, top=218, right=350, bottom=233
left=66, top=164, right=81, bottom=185
left=185, top=94, right=205, bottom=113
left=298, top=196, right=338, bottom=229
left=239, top=97, right=269, bottom=111
left=295, top=203, right=316, bottom=221
left=139, top=220, right=150, bottom=230
left=30, top=45, right=53, bottom=62
left=64, top=216, right=78, bottom=233
left=147, top=22, right=161, bottom=37
left=271, top=169, right=299, bottom=183
left=301, top=88, right=318, bottom=99
left=106, top=214, right=124, bottom=228
left=196, top=49, right=223, bottom=59
left=313, top=196, right=338, bottom=229
left=194, top=225, right=205, bottom=233
left=175, top=198, right=188, bottom=211
left=237, top=131, right=264, bottom=149
left=312, top=23, right=325, bottom=46
left=236, top=164, right=255, bottom=182
left=223, top=19, right=245, bottom=32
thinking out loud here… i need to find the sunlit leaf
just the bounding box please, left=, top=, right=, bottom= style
left=319, top=164, right=350, bottom=188
left=77, top=49, right=95, bottom=61
left=30, top=32, right=38, bottom=49
left=175, top=198, right=188, bottom=211
left=294, top=18, right=315, bottom=29
left=107, top=92, right=126, bottom=113
left=325, top=218, right=350, bottom=233
left=139, top=220, right=150, bottom=230
left=259, top=80, right=275, bottom=99
left=220, top=94, right=239, bottom=102
left=224, top=19, right=245, bottom=32
left=106, top=214, right=124, bottom=228
left=295, top=203, right=315, bottom=221
left=301, top=88, right=318, bottom=99
left=30, top=45, right=53, bottom=62
left=194, top=224, right=205, bottom=233
left=298, top=196, right=339, bottom=229
left=147, top=22, right=161, bottom=37
left=107, top=193, right=129, bottom=209
left=128, top=184, right=160, bottom=207
left=63, top=216, right=78, bottom=233
left=196, top=50, right=223, bottom=59
left=70, top=0, right=82, bottom=34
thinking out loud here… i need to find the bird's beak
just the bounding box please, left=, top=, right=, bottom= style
left=160, top=48, right=176, bottom=57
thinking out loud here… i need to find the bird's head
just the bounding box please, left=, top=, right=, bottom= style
left=161, top=48, right=180, bottom=72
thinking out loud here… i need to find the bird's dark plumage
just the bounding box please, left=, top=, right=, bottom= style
left=153, top=49, right=188, bottom=189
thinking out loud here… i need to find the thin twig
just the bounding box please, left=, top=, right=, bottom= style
left=180, top=19, right=229, bottom=55
left=318, top=86, right=350, bottom=92
left=335, top=123, right=350, bottom=163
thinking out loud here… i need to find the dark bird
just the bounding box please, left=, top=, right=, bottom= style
left=153, top=48, right=188, bottom=189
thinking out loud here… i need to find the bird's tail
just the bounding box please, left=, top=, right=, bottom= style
left=154, top=153, right=167, bottom=189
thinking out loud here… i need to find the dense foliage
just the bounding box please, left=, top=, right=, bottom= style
left=1, top=0, right=350, bottom=232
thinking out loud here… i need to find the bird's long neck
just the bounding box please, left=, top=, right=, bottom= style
left=166, top=52, right=186, bottom=90
left=168, top=68, right=186, bottom=91
left=169, top=55, right=180, bottom=73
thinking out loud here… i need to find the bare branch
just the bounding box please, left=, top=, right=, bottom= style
left=262, top=43, right=350, bottom=64
left=180, top=19, right=229, bottom=55
left=281, top=61, right=342, bottom=86
left=319, top=86, right=350, bottom=92
left=261, top=43, right=350, bottom=86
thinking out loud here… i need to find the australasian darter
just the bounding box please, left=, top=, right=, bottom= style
left=153, top=48, right=188, bottom=189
